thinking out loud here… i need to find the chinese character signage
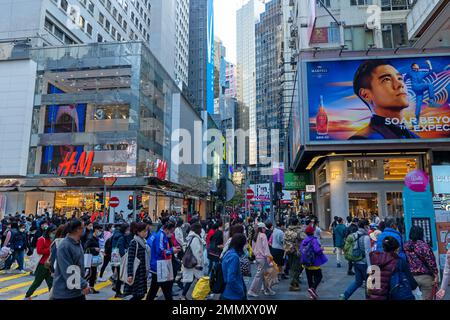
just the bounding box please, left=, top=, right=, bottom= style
left=307, top=55, right=450, bottom=142
left=284, top=172, right=310, bottom=191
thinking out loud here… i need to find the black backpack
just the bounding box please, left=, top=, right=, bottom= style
left=210, top=261, right=225, bottom=294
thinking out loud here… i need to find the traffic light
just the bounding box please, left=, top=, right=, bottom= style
left=136, top=194, right=143, bottom=210
left=128, top=195, right=134, bottom=210
left=95, top=192, right=104, bottom=204
left=216, top=178, right=227, bottom=202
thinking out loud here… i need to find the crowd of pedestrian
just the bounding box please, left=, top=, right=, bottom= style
left=1, top=209, right=449, bottom=301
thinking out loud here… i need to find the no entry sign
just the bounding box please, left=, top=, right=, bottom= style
left=246, top=188, right=254, bottom=200
left=109, top=197, right=120, bottom=208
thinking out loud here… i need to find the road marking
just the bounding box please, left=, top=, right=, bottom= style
left=0, top=281, right=33, bottom=293
left=0, top=272, right=31, bottom=283
left=8, top=280, right=113, bottom=300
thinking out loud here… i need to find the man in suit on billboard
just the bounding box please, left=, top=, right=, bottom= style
left=349, top=60, right=419, bottom=140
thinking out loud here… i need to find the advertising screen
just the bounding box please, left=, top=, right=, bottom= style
left=307, top=55, right=450, bottom=142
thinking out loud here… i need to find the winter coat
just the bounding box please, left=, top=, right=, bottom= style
left=283, top=225, right=305, bottom=254
left=404, top=240, right=438, bottom=277
left=149, top=229, right=173, bottom=273
left=376, top=228, right=406, bottom=260
left=111, top=230, right=127, bottom=257
left=124, top=238, right=150, bottom=298
left=182, top=232, right=205, bottom=283
left=36, top=236, right=52, bottom=265
left=300, top=236, right=328, bottom=267
left=333, top=224, right=346, bottom=248
left=85, top=236, right=100, bottom=257
left=221, top=248, right=246, bottom=300
left=367, top=251, right=398, bottom=300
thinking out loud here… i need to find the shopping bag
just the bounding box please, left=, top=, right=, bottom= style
left=156, top=259, right=174, bottom=282
left=119, top=244, right=140, bottom=285
left=84, top=253, right=93, bottom=268
left=91, top=255, right=103, bottom=267
left=110, top=248, right=121, bottom=267
left=26, top=248, right=42, bottom=272
left=192, top=276, right=211, bottom=300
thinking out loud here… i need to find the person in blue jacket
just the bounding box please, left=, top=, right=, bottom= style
left=376, top=218, right=406, bottom=260
left=221, top=233, right=247, bottom=300
left=146, top=221, right=180, bottom=301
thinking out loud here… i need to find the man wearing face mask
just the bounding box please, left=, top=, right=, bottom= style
left=85, top=223, right=103, bottom=293
left=4, top=222, right=29, bottom=273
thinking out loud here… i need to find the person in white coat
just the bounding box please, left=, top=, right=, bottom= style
left=180, top=223, right=205, bottom=300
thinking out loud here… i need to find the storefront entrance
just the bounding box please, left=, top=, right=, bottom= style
left=348, top=192, right=379, bottom=219
left=55, top=191, right=97, bottom=217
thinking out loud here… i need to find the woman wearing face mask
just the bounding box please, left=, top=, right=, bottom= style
left=24, top=225, right=56, bottom=300
left=124, top=222, right=150, bottom=300
left=85, top=223, right=103, bottom=294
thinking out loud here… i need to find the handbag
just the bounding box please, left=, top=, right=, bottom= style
left=239, top=254, right=251, bottom=277
left=156, top=259, right=174, bottom=282
left=119, top=241, right=140, bottom=285
left=110, top=248, right=121, bottom=267
left=182, top=237, right=198, bottom=269
left=91, top=254, right=103, bottom=267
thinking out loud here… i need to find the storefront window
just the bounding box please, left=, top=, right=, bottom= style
left=348, top=192, right=379, bottom=219
left=386, top=192, right=403, bottom=218
left=384, top=158, right=417, bottom=180
left=55, top=191, right=96, bottom=216
left=86, top=104, right=130, bottom=133
left=318, top=165, right=327, bottom=185
left=347, top=159, right=379, bottom=181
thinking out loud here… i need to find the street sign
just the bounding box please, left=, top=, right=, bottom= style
left=246, top=188, right=254, bottom=200
left=306, top=185, right=316, bottom=193
left=109, top=197, right=120, bottom=208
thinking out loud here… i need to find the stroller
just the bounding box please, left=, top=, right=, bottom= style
left=0, top=247, right=12, bottom=270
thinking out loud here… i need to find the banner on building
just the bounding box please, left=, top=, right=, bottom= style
left=307, top=55, right=450, bottom=142
left=284, top=172, right=310, bottom=190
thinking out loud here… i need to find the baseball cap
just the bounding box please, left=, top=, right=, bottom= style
left=258, top=222, right=266, bottom=229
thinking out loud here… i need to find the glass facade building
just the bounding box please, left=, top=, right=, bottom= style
left=28, top=41, right=174, bottom=178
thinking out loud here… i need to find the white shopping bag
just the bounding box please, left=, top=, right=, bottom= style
left=84, top=253, right=93, bottom=268
left=26, top=249, right=42, bottom=272
left=156, top=259, right=174, bottom=282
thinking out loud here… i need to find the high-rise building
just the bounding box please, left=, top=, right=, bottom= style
left=188, top=0, right=214, bottom=114
left=149, top=0, right=190, bottom=90
left=225, top=61, right=237, bottom=99
left=255, top=0, right=283, bottom=181
left=0, top=0, right=152, bottom=46
left=236, top=0, right=265, bottom=166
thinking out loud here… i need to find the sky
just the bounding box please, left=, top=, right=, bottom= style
left=214, top=0, right=246, bottom=64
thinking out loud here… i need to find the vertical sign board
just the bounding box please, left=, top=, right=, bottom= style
left=206, top=0, right=215, bottom=115
left=432, top=165, right=450, bottom=272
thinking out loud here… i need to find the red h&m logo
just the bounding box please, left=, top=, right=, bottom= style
left=58, top=151, right=95, bottom=176
left=156, top=159, right=167, bottom=180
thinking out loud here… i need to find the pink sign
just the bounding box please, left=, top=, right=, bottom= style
left=405, top=170, right=429, bottom=192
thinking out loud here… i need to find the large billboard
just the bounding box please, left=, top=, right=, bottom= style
left=307, top=55, right=450, bottom=142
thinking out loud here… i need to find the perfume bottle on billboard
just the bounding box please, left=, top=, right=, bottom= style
left=316, top=95, right=328, bottom=136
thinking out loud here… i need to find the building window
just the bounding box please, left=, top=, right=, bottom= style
left=54, top=26, right=64, bottom=41
left=112, top=7, right=117, bottom=18
left=386, top=192, right=404, bottom=218
left=383, top=158, right=417, bottom=180
left=350, top=0, right=373, bottom=5
left=97, top=34, right=103, bottom=42
left=123, top=21, right=127, bottom=31
left=44, top=18, right=53, bottom=32
left=99, top=13, right=104, bottom=25
left=348, top=193, right=378, bottom=219
left=118, top=14, right=123, bottom=24
left=79, top=16, right=85, bottom=29
left=347, top=159, right=379, bottom=181
left=318, top=164, right=327, bottom=185
left=105, top=19, right=110, bottom=31
left=111, top=27, right=116, bottom=38
left=60, top=0, right=68, bottom=11
left=106, top=0, right=112, bottom=11
left=382, top=24, right=408, bottom=48
left=87, top=23, right=93, bottom=36
left=88, top=1, right=95, bottom=14
left=317, top=0, right=331, bottom=7
left=381, top=0, right=415, bottom=11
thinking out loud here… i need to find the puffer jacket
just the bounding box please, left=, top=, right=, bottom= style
left=367, top=251, right=398, bottom=300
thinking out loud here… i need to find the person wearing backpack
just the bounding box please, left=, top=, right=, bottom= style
left=367, top=236, right=418, bottom=300
left=283, top=217, right=305, bottom=291
left=207, top=220, right=224, bottom=276
left=404, top=225, right=439, bottom=300
left=221, top=233, right=247, bottom=300
left=344, top=217, right=359, bottom=275
left=124, top=222, right=150, bottom=300
left=339, top=219, right=371, bottom=300
left=180, top=223, right=205, bottom=300
left=333, top=218, right=346, bottom=268
left=3, top=222, right=28, bottom=273
left=300, top=225, right=328, bottom=300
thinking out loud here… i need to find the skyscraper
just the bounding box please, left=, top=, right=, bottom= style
left=236, top=0, right=265, bottom=166
left=255, top=0, right=283, bottom=181
left=188, top=0, right=214, bottom=114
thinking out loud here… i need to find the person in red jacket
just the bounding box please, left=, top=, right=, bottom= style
left=24, top=225, right=56, bottom=299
